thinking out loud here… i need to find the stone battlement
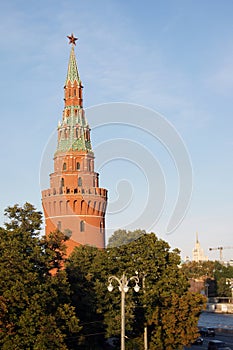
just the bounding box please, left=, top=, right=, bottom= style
left=42, top=186, right=107, bottom=198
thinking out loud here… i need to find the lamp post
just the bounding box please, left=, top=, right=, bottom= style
left=107, top=273, right=140, bottom=350
left=142, top=274, right=148, bottom=350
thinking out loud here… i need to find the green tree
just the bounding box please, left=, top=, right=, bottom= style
left=0, top=203, right=81, bottom=349
left=66, top=245, right=105, bottom=349
left=107, top=229, right=146, bottom=248
left=181, top=260, right=233, bottom=297
left=214, top=261, right=233, bottom=297
left=103, top=233, right=205, bottom=349
left=148, top=291, right=205, bottom=350
left=67, top=230, right=205, bottom=349
left=181, top=260, right=216, bottom=279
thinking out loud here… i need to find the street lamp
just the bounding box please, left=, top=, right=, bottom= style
left=142, top=274, right=148, bottom=350
left=107, top=273, right=140, bottom=350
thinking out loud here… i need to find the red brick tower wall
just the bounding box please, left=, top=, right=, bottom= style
left=41, top=35, right=107, bottom=254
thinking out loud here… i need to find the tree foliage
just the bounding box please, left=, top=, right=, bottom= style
left=66, top=245, right=105, bottom=349
left=0, top=205, right=206, bottom=349
left=107, top=229, right=146, bottom=248
left=66, top=230, right=205, bottom=349
left=0, top=203, right=81, bottom=349
left=181, top=260, right=233, bottom=297
left=148, top=292, right=204, bottom=350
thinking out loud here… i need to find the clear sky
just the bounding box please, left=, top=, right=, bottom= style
left=0, top=0, right=232, bottom=261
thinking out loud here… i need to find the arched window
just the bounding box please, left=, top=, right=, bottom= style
left=93, top=201, right=96, bottom=214
left=81, top=200, right=84, bottom=213
left=78, top=177, right=82, bottom=187
left=66, top=200, right=70, bottom=213
left=100, top=221, right=104, bottom=234
left=87, top=200, right=91, bottom=214
left=61, top=178, right=64, bottom=187
left=63, top=162, right=67, bottom=171
left=77, top=162, right=80, bottom=170
left=73, top=200, right=77, bottom=212
left=80, top=220, right=85, bottom=232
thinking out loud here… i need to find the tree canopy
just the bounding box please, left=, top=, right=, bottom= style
left=0, top=203, right=81, bottom=349
left=107, top=229, right=146, bottom=248
left=181, top=260, right=233, bottom=297
left=0, top=205, right=206, bottom=349
left=67, top=230, right=205, bottom=349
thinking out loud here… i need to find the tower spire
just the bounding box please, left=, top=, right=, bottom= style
left=64, top=33, right=83, bottom=107
left=66, top=44, right=81, bottom=85
left=57, top=35, right=91, bottom=153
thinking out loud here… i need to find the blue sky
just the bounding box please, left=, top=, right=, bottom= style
left=0, top=0, right=233, bottom=261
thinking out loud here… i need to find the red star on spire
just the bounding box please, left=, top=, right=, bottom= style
left=67, top=33, right=78, bottom=46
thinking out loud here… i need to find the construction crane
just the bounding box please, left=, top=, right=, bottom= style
left=209, top=246, right=233, bottom=261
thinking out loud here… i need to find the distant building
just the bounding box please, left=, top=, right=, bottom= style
left=192, top=233, right=208, bottom=262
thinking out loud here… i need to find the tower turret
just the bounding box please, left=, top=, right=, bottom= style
left=42, top=34, right=107, bottom=255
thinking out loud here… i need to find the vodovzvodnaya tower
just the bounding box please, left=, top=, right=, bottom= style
left=42, top=34, right=107, bottom=255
